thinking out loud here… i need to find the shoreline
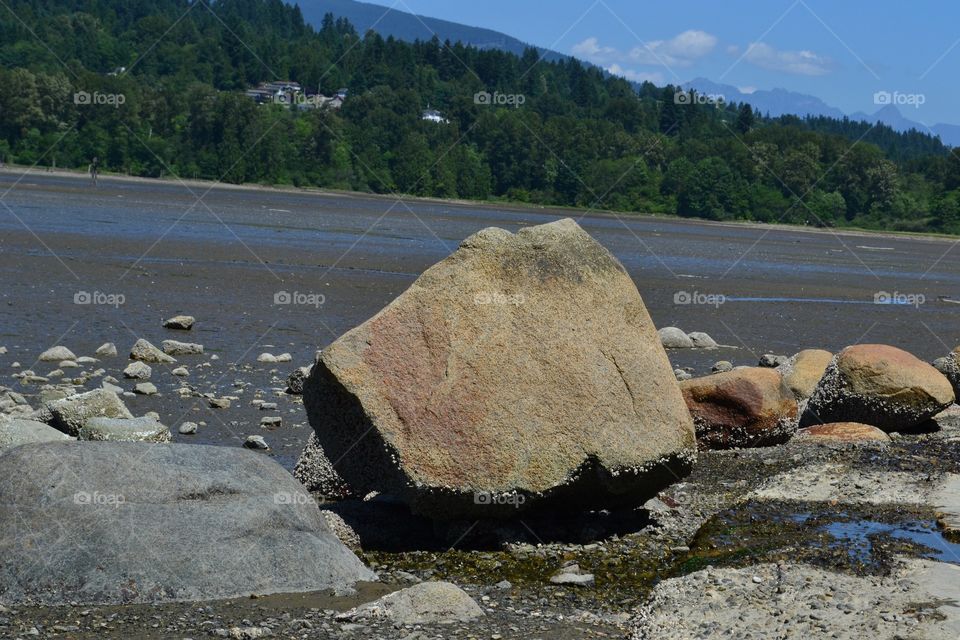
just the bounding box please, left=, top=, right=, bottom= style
left=3, top=163, right=957, bottom=246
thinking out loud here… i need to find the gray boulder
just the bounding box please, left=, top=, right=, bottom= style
left=0, top=418, right=74, bottom=451
left=294, top=433, right=354, bottom=499
left=37, top=388, right=133, bottom=436
left=130, top=339, right=176, bottom=364
left=79, top=417, right=171, bottom=443
left=338, top=581, right=483, bottom=625
left=0, top=442, right=375, bottom=605
left=658, top=327, right=694, bottom=349
left=161, top=340, right=203, bottom=356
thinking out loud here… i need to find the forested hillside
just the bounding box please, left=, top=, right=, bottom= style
left=3, top=0, right=960, bottom=232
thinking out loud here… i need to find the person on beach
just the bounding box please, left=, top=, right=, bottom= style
left=89, top=156, right=99, bottom=186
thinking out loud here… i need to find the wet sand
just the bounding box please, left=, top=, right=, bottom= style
left=2, top=169, right=960, bottom=467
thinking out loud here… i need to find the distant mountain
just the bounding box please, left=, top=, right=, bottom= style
left=684, top=78, right=845, bottom=119
left=293, top=0, right=569, bottom=62
left=685, top=78, right=960, bottom=147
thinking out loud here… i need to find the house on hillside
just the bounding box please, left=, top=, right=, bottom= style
left=421, top=106, right=449, bottom=124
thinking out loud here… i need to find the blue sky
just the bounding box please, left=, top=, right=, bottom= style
left=362, top=0, right=959, bottom=125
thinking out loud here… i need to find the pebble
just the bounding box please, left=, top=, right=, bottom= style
left=179, top=422, right=198, bottom=435
left=260, top=416, right=281, bottom=427
left=209, top=398, right=231, bottom=409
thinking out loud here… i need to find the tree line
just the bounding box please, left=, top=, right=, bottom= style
left=3, top=0, right=960, bottom=232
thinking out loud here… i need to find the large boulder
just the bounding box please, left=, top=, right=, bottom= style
left=304, top=219, right=696, bottom=519
left=777, top=349, right=833, bottom=400
left=801, top=345, right=954, bottom=432
left=0, top=417, right=73, bottom=451
left=680, top=368, right=798, bottom=449
left=36, top=388, right=133, bottom=436
left=0, top=442, right=375, bottom=605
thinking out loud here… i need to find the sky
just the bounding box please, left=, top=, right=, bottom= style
left=360, top=0, right=960, bottom=126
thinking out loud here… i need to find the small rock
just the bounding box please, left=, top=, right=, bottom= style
left=178, top=422, right=198, bottom=435
left=161, top=340, right=203, bottom=356
left=163, top=315, right=195, bottom=330
left=134, top=382, right=158, bottom=396
left=39, top=346, right=76, bottom=362
left=123, top=362, right=152, bottom=380
left=759, top=353, right=789, bottom=368
left=260, top=416, right=282, bottom=427
left=209, top=397, right=231, bottom=409
left=658, top=327, right=694, bottom=349
left=338, top=581, right=483, bottom=624
left=286, top=366, right=311, bottom=394
left=711, top=360, right=733, bottom=373
left=244, top=435, right=269, bottom=450
left=95, top=343, right=118, bottom=357
left=257, top=353, right=278, bottom=363
left=130, top=339, right=176, bottom=364
left=688, top=332, right=718, bottom=348
left=59, top=360, right=79, bottom=369
left=171, top=366, right=189, bottom=376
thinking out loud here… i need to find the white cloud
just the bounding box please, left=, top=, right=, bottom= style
left=572, top=37, right=617, bottom=62
left=572, top=30, right=718, bottom=69
left=738, top=85, right=757, bottom=94
left=628, top=30, right=718, bottom=67
left=743, top=42, right=833, bottom=76
left=606, top=64, right=664, bottom=85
